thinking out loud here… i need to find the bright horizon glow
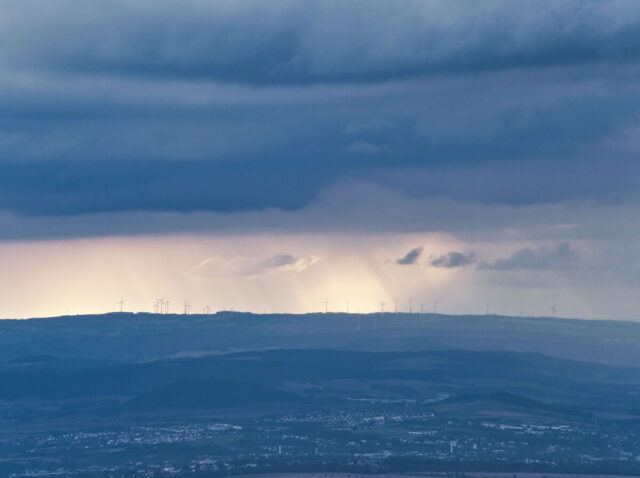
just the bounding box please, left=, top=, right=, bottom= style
left=0, top=232, right=636, bottom=321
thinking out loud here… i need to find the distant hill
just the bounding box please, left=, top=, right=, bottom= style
left=2, top=348, right=640, bottom=419
left=437, top=391, right=588, bottom=419
left=1, top=312, right=640, bottom=367
left=124, top=379, right=303, bottom=411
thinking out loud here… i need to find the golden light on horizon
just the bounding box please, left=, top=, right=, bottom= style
left=0, top=232, right=464, bottom=318
left=0, top=232, right=617, bottom=320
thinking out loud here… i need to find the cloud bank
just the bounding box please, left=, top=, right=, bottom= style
left=4, top=1, right=640, bottom=85
left=0, top=1, right=638, bottom=223
left=431, top=251, right=475, bottom=268
left=396, top=246, right=423, bottom=265
left=479, top=243, right=578, bottom=271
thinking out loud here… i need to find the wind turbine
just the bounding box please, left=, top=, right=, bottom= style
left=117, top=298, right=124, bottom=313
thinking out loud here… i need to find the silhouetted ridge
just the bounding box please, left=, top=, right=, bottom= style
left=441, top=391, right=586, bottom=417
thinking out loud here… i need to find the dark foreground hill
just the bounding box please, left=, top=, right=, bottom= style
left=123, top=379, right=303, bottom=411
left=3, top=348, right=640, bottom=477
left=3, top=314, right=640, bottom=477
left=2, top=312, right=640, bottom=366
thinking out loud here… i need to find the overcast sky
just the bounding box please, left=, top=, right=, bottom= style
left=2, top=0, right=640, bottom=319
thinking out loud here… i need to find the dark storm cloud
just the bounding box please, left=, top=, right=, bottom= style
left=479, top=243, right=578, bottom=271
left=0, top=1, right=640, bottom=226
left=0, top=161, right=337, bottom=215
left=396, top=246, right=423, bottom=265
left=4, top=1, right=640, bottom=85
left=3, top=155, right=639, bottom=217
left=430, top=252, right=474, bottom=268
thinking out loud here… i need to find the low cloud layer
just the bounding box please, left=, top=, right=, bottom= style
left=431, top=251, right=475, bottom=268
left=193, top=253, right=320, bottom=278
left=5, top=1, right=640, bottom=85
left=479, top=243, right=578, bottom=271
left=0, top=1, right=637, bottom=222
left=396, top=246, right=423, bottom=265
